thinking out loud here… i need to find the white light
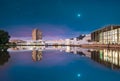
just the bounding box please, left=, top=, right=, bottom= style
left=77, top=73, right=81, bottom=77
left=77, top=14, right=81, bottom=17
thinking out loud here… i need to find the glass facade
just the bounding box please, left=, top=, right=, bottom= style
left=92, top=26, right=120, bottom=44
left=99, top=29, right=118, bottom=44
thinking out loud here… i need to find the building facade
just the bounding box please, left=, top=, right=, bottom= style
left=91, top=25, right=120, bottom=44
left=32, top=29, right=42, bottom=41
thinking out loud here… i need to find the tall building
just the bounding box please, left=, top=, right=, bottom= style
left=32, top=29, right=42, bottom=40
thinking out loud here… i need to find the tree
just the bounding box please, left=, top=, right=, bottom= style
left=0, top=50, right=10, bottom=65
left=0, top=30, right=10, bottom=45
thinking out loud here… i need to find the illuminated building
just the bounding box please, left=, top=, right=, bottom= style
left=32, top=29, right=42, bottom=41
left=91, top=25, right=120, bottom=44
left=9, top=39, right=26, bottom=44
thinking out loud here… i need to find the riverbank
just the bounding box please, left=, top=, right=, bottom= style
left=81, top=44, right=120, bottom=49
left=2, top=44, right=120, bottom=49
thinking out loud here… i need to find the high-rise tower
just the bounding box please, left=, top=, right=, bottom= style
left=32, top=29, right=42, bottom=40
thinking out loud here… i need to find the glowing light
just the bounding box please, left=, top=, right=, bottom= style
left=77, top=14, right=81, bottom=17
left=77, top=73, right=81, bottom=77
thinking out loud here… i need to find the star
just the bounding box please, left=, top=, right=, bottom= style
left=77, top=73, right=81, bottom=77
left=77, top=13, right=81, bottom=18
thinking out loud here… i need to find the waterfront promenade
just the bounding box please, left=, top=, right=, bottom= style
left=81, top=44, right=120, bottom=49
left=6, top=43, right=120, bottom=49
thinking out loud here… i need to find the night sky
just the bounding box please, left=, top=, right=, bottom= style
left=0, top=0, right=120, bottom=40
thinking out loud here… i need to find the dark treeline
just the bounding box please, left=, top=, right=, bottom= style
left=0, top=29, right=10, bottom=65
left=0, top=29, right=11, bottom=50
left=0, top=29, right=10, bottom=45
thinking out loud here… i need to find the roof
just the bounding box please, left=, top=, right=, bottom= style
left=91, top=25, right=120, bottom=33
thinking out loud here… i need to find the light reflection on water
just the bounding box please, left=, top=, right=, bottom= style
left=91, top=49, right=120, bottom=69
left=0, top=46, right=120, bottom=81
left=8, top=46, right=90, bottom=62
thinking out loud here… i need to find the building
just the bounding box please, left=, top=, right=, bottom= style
left=65, top=34, right=91, bottom=45
left=91, top=25, right=120, bottom=44
left=32, top=29, right=42, bottom=41
left=44, top=34, right=91, bottom=46
left=45, top=39, right=65, bottom=45
left=78, top=34, right=92, bottom=45
left=9, top=39, right=27, bottom=44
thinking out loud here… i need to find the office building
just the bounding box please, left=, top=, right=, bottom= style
left=91, top=25, right=120, bottom=44
left=32, top=29, right=42, bottom=41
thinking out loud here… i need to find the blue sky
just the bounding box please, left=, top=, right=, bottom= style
left=0, top=0, right=120, bottom=40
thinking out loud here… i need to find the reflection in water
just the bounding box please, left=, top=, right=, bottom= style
left=91, top=49, right=120, bottom=69
left=9, top=46, right=120, bottom=69
left=9, top=46, right=44, bottom=62
left=32, top=49, right=42, bottom=62
left=0, top=50, right=10, bottom=65
left=9, top=46, right=90, bottom=61
left=65, top=46, right=90, bottom=57
left=1, top=46, right=120, bottom=81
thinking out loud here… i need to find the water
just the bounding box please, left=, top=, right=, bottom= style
left=0, top=46, right=120, bottom=81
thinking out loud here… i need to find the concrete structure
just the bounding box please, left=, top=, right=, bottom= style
left=45, top=39, right=65, bottom=45
left=44, top=34, right=91, bottom=46
left=78, top=34, right=92, bottom=45
left=27, top=40, right=45, bottom=45
left=9, top=39, right=27, bottom=44
left=65, top=34, right=91, bottom=45
left=12, top=40, right=45, bottom=46
left=32, top=29, right=42, bottom=41
left=91, top=25, right=120, bottom=44
left=65, top=39, right=71, bottom=45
